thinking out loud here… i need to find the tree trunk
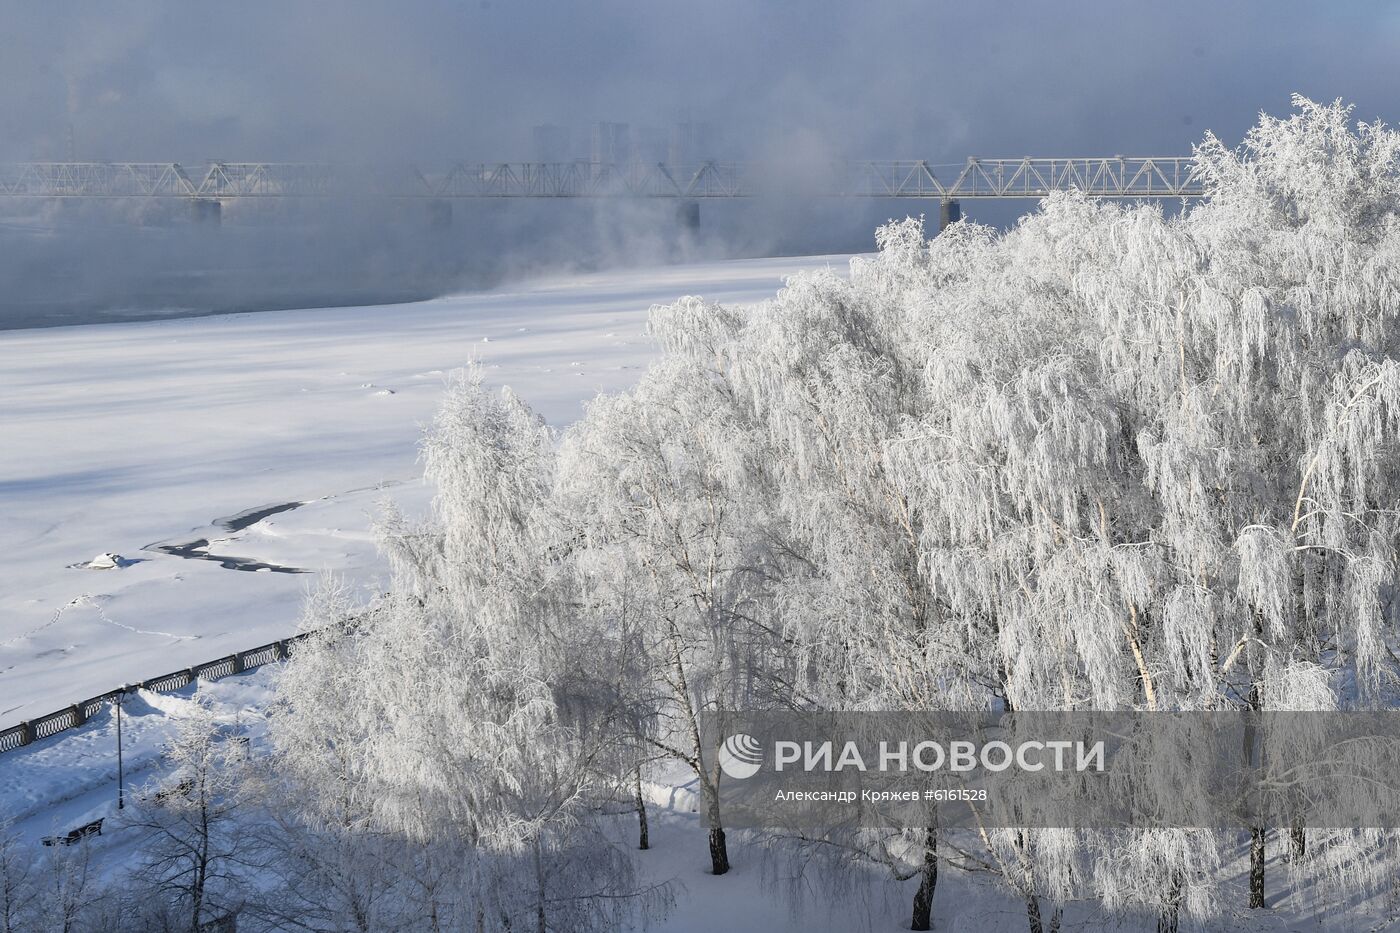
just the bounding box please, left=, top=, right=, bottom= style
left=1014, top=830, right=1043, bottom=933
left=699, top=773, right=730, bottom=875
left=1025, top=895, right=1044, bottom=933
left=1245, top=677, right=1266, bottom=910
left=1249, top=827, right=1266, bottom=909
left=1157, top=868, right=1182, bottom=932
left=910, top=828, right=938, bottom=931
left=708, top=827, right=730, bottom=876
left=670, top=625, right=728, bottom=875
left=534, top=838, right=548, bottom=933
left=1289, top=824, right=1305, bottom=862
left=1048, top=906, right=1062, bottom=932
left=191, top=847, right=207, bottom=933
left=635, top=768, right=650, bottom=851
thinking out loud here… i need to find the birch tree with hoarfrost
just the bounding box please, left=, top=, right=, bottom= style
left=271, top=370, right=670, bottom=933
left=556, top=313, right=794, bottom=876
left=267, top=96, right=1400, bottom=932
left=603, top=96, right=1400, bottom=927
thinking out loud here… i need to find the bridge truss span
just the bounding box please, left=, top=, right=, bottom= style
left=0, top=156, right=1202, bottom=201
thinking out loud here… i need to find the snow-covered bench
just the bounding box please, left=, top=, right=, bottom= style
left=40, top=818, right=103, bottom=846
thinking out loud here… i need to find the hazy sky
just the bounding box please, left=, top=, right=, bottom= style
left=5, top=1, right=1400, bottom=165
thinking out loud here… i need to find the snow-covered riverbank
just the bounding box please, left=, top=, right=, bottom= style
left=0, top=255, right=853, bottom=727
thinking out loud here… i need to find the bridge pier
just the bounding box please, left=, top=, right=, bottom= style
left=676, top=199, right=699, bottom=232
left=190, top=198, right=221, bottom=225
left=428, top=199, right=453, bottom=229
left=938, top=199, right=961, bottom=232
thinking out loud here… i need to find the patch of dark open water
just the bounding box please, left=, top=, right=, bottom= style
left=145, top=501, right=310, bottom=573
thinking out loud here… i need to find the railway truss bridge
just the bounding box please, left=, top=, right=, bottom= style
left=0, top=156, right=1201, bottom=227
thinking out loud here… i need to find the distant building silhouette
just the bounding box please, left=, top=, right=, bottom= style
left=632, top=125, right=668, bottom=164
left=669, top=122, right=715, bottom=165
left=531, top=124, right=571, bottom=162
left=591, top=122, right=630, bottom=164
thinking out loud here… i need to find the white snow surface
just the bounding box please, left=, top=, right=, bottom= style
left=0, top=255, right=852, bottom=729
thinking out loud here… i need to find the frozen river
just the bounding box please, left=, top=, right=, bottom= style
left=0, top=255, right=852, bottom=727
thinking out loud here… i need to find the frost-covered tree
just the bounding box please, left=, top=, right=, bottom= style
left=271, top=370, right=670, bottom=932
left=0, top=824, right=36, bottom=933
left=252, top=807, right=469, bottom=933
left=793, top=98, right=1400, bottom=925
left=581, top=96, right=1400, bottom=926
left=267, top=95, right=1400, bottom=931
left=33, top=841, right=101, bottom=933
left=123, top=704, right=257, bottom=932
left=556, top=315, right=796, bottom=876
left=678, top=239, right=1003, bottom=926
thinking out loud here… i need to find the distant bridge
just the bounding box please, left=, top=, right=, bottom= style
left=0, top=157, right=1200, bottom=202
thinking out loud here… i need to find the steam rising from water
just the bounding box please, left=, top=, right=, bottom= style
left=4, top=1, right=1397, bottom=325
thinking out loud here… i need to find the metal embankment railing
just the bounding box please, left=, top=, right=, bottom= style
left=0, top=633, right=314, bottom=756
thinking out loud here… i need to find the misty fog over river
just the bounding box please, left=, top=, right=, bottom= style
left=0, top=194, right=958, bottom=330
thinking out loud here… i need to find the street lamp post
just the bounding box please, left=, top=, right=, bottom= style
left=115, top=687, right=128, bottom=809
